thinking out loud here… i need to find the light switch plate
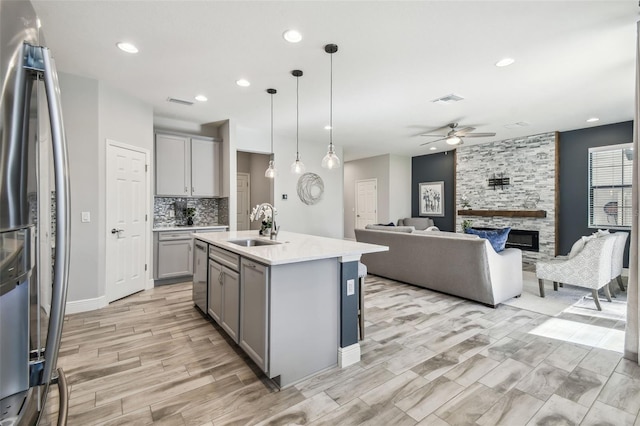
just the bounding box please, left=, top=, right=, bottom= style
left=81, top=211, right=91, bottom=223
left=347, top=279, right=355, bottom=296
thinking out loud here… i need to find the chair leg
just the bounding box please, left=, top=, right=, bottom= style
left=591, top=289, right=602, bottom=311
left=609, top=281, right=617, bottom=298
left=358, top=276, right=365, bottom=340
left=538, top=279, right=545, bottom=297
left=559, top=283, right=564, bottom=287
left=553, top=281, right=558, bottom=291
left=617, top=275, right=625, bottom=291
left=602, top=283, right=612, bottom=302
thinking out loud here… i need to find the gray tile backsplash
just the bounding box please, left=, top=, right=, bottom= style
left=154, top=197, right=228, bottom=227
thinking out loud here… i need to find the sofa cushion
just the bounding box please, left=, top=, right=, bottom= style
left=397, top=217, right=434, bottom=230
left=465, top=227, right=511, bottom=252
left=414, top=230, right=480, bottom=239
left=365, top=224, right=415, bottom=233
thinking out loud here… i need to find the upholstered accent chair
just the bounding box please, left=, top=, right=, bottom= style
left=610, top=232, right=629, bottom=292
left=536, top=234, right=617, bottom=310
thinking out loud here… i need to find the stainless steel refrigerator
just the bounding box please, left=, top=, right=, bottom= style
left=1, top=0, right=71, bottom=424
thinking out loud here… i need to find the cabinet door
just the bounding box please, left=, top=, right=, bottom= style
left=239, top=259, right=269, bottom=372
left=208, top=259, right=223, bottom=324
left=191, top=138, right=219, bottom=197
left=192, top=241, right=208, bottom=311
left=155, top=133, right=190, bottom=196
left=221, top=267, right=240, bottom=343
left=157, top=239, right=193, bottom=279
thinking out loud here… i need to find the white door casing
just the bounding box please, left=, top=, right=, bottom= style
left=106, top=140, right=149, bottom=302
left=237, top=173, right=250, bottom=231
left=356, top=179, right=377, bottom=229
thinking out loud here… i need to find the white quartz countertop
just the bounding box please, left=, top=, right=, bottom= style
left=153, top=225, right=228, bottom=232
left=194, top=230, right=388, bottom=266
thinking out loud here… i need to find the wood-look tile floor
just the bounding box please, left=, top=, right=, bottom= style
left=40, top=275, right=640, bottom=426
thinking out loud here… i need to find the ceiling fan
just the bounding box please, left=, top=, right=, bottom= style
left=419, top=122, right=496, bottom=146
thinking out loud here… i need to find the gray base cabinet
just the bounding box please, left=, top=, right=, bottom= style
left=208, top=248, right=240, bottom=343
left=156, top=232, right=193, bottom=279
left=239, top=258, right=269, bottom=372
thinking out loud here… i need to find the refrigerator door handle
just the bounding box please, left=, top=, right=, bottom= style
left=39, top=46, right=71, bottom=388
left=55, top=367, right=69, bottom=426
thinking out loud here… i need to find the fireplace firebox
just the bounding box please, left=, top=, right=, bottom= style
left=471, top=227, right=540, bottom=252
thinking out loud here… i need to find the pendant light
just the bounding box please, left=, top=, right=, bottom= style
left=290, top=70, right=305, bottom=174
left=322, top=43, right=341, bottom=169
left=265, top=88, right=277, bottom=178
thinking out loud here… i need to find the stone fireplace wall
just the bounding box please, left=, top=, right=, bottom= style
left=456, top=132, right=556, bottom=263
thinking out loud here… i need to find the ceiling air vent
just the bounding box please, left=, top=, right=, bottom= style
left=166, top=97, right=194, bottom=106
left=504, top=121, right=530, bottom=129
left=432, top=93, right=465, bottom=105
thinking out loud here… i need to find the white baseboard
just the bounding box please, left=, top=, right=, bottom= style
left=338, top=343, right=361, bottom=368
left=65, top=295, right=107, bottom=314
left=146, top=278, right=154, bottom=290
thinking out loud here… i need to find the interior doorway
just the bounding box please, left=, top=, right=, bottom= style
left=355, top=178, right=378, bottom=229
left=237, top=151, right=274, bottom=231
left=237, top=173, right=250, bottom=231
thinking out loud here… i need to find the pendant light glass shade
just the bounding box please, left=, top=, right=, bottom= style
left=290, top=70, right=305, bottom=175
left=322, top=44, right=341, bottom=170
left=265, top=88, right=278, bottom=178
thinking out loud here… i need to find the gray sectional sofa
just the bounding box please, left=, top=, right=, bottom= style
left=354, top=227, right=523, bottom=307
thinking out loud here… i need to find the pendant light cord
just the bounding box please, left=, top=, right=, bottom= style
left=270, top=92, right=274, bottom=155
left=296, top=75, right=300, bottom=160
left=330, top=51, right=333, bottom=148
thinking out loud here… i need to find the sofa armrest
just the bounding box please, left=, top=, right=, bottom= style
left=485, top=245, right=523, bottom=303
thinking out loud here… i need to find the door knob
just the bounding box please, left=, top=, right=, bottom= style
left=111, top=228, right=124, bottom=234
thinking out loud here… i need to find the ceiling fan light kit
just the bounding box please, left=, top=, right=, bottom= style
left=322, top=43, right=341, bottom=170
left=265, top=88, right=278, bottom=178
left=419, top=122, right=496, bottom=147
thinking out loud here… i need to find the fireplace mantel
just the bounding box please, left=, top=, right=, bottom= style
left=457, top=209, right=547, bottom=218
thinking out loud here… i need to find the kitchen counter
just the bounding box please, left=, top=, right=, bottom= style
left=152, top=225, right=228, bottom=232
left=194, top=230, right=387, bottom=266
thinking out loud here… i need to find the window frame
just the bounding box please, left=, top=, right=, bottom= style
left=587, top=142, right=633, bottom=230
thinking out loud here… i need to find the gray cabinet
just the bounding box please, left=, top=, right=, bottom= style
left=192, top=241, right=208, bottom=312
left=155, top=132, right=220, bottom=197
left=239, top=258, right=269, bottom=372
left=156, top=231, right=193, bottom=279
left=208, top=247, right=240, bottom=343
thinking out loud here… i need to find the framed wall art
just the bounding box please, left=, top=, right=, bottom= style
left=419, top=181, right=444, bottom=217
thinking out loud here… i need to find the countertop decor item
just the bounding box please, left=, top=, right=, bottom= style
left=321, top=44, right=341, bottom=170
left=297, top=172, right=324, bottom=205
left=290, top=70, right=305, bottom=174
left=265, top=88, right=278, bottom=178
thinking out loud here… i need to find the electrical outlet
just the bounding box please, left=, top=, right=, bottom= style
left=168, top=210, right=175, bottom=218
left=81, top=211, right=90, bottom=223
left=347, top=279, right=355, bottom=296
left=282, top=194, right=288, bottom=200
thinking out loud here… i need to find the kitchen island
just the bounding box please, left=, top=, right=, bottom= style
left=193, top=230, right=387, bottom=388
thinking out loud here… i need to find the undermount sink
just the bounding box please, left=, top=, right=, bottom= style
left=227, top=238, right=282, bottom=247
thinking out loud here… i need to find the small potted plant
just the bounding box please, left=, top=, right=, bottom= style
left=461, top=219, right=473, bottom=233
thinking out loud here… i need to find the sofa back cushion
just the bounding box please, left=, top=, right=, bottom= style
left=365, top=224, right=415, bottom=233
left=397, top=217, right=434, bottom=230
left=465, top=227, right=511, bottom=252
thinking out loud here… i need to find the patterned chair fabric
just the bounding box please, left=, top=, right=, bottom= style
left=535, top=234, right=617, bottom=310
left=610, top=232, right=628, bottom=291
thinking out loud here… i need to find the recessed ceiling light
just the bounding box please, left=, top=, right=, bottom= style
left=495, top=58, right=515, bottom=67
left=283, top=29, right=302, bottom=43
left=587, top=117, right=600, bottom=123
left=324, top=125, right=332, bottom=130
left=430, top=147, right=437, bottom=151
left=236, top=79, right=251, bottom=87
left=116, top=42, right=139, bottom=54
left=195, top=95, right=208, bottom=102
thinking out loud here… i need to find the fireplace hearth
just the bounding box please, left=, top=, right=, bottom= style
left=471, top=227, right=540, bottom=252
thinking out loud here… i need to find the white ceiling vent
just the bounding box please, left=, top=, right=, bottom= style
left=167, top=97, right=194, bottom=106
left=504, top=121, right=530, bottom=129
left=432, top=93, right=465, bottom=105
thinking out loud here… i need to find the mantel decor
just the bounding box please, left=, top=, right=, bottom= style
left=457, top=209, right=547, bottom=218
left=419, top=181, right=444, bottom=217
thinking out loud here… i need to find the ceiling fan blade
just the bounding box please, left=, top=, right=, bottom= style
left=419, top=137, right=447, bottom=146
left=418, top=133, right=447, bottom=137
left=454, top=126, right=476, bottom=135
left=462, top=132, right=497, bottom=138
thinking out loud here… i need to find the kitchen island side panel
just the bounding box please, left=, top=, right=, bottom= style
left=269, top=258, right=339, bottom=388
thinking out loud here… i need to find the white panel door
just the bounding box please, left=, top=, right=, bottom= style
left=356, top=179, right=377, bottom=229
left=107, top=142, right=148, bottom=302
left=237, top=173, right=250, bottom=231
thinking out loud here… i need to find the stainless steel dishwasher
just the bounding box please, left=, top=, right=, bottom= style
left=193, top=240, right=208, bottom=313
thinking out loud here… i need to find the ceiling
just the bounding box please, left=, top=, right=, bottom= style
left=31, top=1, right=639, bottom=162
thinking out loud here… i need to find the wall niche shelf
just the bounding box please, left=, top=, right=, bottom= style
left=457, top=209, right=547, bottom=218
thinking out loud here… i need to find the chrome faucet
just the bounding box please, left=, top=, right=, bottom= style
left=252, top=203, right=279, bottom=239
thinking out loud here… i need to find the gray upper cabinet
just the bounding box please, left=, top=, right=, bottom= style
left=239, top=258, right=269, bottom=373
left=155, top=132, right=220, bottom=197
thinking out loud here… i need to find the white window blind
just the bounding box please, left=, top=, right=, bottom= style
left=588, top=143, right=633, bottom=229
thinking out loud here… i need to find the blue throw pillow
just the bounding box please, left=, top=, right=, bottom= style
left=464, top=227, right=511, bottom=252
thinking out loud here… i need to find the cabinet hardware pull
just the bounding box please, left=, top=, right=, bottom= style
left=219, top=272, right=223, bottom=284
left=185, top=186, right=188, bottom=193
left=246, top=263, right=256, bottom=268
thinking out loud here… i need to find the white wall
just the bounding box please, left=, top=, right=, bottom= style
left=58, top=72, right=154, bottom=309
left=343, top=154, right=411, bottom=240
